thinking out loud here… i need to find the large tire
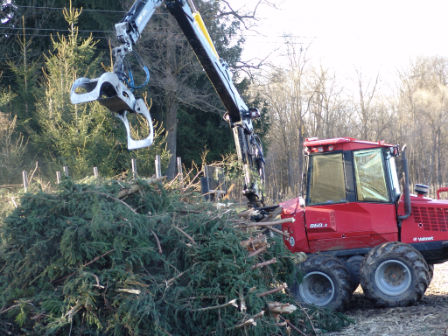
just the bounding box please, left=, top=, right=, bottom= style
left=292, top=255, right=352, bottom=311
left=360, top=242, right=430, bottom=307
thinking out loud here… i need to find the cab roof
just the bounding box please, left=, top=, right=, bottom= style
left=304, top=137, right=396, bottom=152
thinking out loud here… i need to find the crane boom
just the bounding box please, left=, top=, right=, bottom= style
left=70, top=0, right=265, bottom=207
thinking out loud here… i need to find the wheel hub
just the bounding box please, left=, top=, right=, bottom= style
left=375, top=259, right=411, bottom=296
left=299, top=271, right=335, bottom=306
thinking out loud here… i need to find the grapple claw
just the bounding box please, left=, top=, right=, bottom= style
left=70, top=72, right=154, bottom=150
left=116, top=99, right=154, bottom=150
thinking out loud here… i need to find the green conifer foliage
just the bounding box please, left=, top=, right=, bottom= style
left=7, top=16, right=41, bottom=139
left=0, top=179, right=351, bottom=335
left=34, top=4, right=117, bottom=178
left=0, top=82, right=27, bottom=184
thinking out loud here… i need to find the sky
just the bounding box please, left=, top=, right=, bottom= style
left=228, top=0, right=448, bottom=88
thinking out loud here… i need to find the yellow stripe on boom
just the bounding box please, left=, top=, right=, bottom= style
left=193, top=12, right=219, bottom=59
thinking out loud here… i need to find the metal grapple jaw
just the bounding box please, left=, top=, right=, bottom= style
left=70, top=72, right=154, bottom=150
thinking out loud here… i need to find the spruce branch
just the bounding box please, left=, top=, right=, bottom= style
left=117, top=184, right=141, bottom=199
left=0, top=300, right=34, bottom=315
left=116, top=288, right=141, bottom=295
left=267, top=302, right=297, bottom=314
left=239, top=287, right=246, bottom=313
left=166, top=271, right=186, bottom=287
left=232, top=318, right=257, bottom=329
left=53, top=249, right=114, bottom=284
left=173, top=225, right=196, bottom=245
left=295, top=302, right=318, bottom=335
left=267, top=226, right=289, bottom=237
left=82, top=249, right=115, bottom=268
left=151, top=230, right=163, bottom=254
left=240, top=234, right=267, bottom=251
left=248, top=245, right=267, bottom=257
left=256, top=282, right=287, bottom=298
left=252, top=257, right=277, bottom=270
left=279, top=315, right=309, bottom=336
left=241, top=218, right=295, bottom=227
left=85, top=190, right=138, bottom=214
left=192, top=299, right=238, bottom=312
left=64, top=301, right=82, bottom=321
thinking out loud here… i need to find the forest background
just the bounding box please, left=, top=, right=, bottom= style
left=1, top=0, right=447, bottom=203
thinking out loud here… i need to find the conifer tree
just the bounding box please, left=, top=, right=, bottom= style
left=34, top=2, right=167, bottom=179
left=0, top=78, right=27, bottom=184
left=7, top=16, right=41, bottom=154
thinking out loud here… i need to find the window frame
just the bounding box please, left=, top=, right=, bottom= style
left=351, top=148, right=393, bottom=204
left=305, top=151, right=352, bottom=206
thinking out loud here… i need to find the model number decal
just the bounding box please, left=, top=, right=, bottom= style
left=413, top=236, right=434, bottom=242
left=309, top=223, right=328, bottom=229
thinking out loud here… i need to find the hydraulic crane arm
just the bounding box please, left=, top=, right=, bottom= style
left=70, top=0, right=265, bottom=207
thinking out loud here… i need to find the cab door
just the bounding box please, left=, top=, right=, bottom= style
left=305, top=149, right=398, bottom=253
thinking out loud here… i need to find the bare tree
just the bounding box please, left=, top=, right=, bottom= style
left=396, top=57, right=448, bottom=189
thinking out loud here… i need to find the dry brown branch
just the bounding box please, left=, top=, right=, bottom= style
left=83, top=249, right=115, bottom=268
left=279, top=315, right=309, bottom=336
left=64, top=301, right=82, bottom=319
left=248, top=245, right=267, bottom=258
left=252, top=258, right=277, bottom=270
left=219, top=0, right=263, bottom=29
left=240, top=234, right=267, bottom=251
left=52, top=249, right=114, bottom=285
left=267, top=226, right=289, bottom=237
left=86, top=190, right=138, bottom=214
left=238, top=208, right=259, bottom=219
left=27, top=161, right=39, bottom=185
left=0, top=300, right=34, bottom=315
left=10, top=196, right=18, bottom=208
left=183, top=169, right=203, bottom=190
left=173, top=225, right=196, bottom=245
left=116, top=288, right=141, bottom=295
left=233, top=318, right=257, bottom=329
left=126, top=280, right=149, bottom=288
left=267, top=302, right=297, bottom=314
left=166, top=271, right=186, bottom=287
left=151, top=230, right=163, bottom=254
left=117, top=184, right=141, bottom=199
left=0, top=184, right=21, bottom=189
left=253, top=310, right=265, bottom=320
left=185, top=295, right=227, bottom=301
left=193, top=299, right=238, bottom=312
left=256, top=282, right=287, bottom=297
left=260, top=206, right=282, bottom=221
left=239, top=287, right=246, bottom=313
left=89, top=272, right=105, bottom=289
left=243, top=218, right=295, bottom=227
left=222, top=183, right=235, bottom=200
left=295, top=301, right=318, bottom=335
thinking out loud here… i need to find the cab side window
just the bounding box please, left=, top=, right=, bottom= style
left=354, top=149, right=390, bottom=202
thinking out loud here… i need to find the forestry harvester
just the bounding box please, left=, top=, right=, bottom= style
left=70, top=0, right=448, bottom=312
left=281, top=137, right=448, bottom=310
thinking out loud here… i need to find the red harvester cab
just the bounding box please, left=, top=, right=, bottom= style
left=280, top=137, right=448, bottom=310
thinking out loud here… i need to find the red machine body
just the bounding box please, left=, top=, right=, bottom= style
left=281, top=137, right=448, bottom=263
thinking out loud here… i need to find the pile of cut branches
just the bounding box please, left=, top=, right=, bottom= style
left=0, top=179, right=350, bottom=335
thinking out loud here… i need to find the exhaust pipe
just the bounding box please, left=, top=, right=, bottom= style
left=398, top=145, right=411, bottom=220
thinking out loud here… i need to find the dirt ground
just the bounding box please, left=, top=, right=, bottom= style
left=327, top=262, right=448, bottom=336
